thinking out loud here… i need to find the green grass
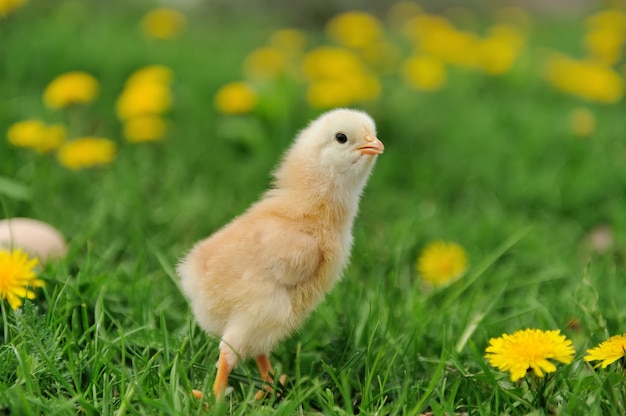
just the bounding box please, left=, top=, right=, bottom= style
left=2, top=1, right=626, bottom=414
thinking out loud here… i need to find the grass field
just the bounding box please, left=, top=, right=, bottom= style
left=2, top=1, right=626, bottom=414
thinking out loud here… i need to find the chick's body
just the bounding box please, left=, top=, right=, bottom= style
left=177, top=108, right=384, bottom=399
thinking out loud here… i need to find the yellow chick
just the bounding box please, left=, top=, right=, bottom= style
left=177, top=108, right=384, bottom=400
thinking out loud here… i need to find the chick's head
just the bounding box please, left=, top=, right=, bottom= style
left=279, top=109, right=384, bottom=191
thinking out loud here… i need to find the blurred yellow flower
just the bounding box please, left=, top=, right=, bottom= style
left=123, top=116, right=167, bottom=143
left=585, top=9, right=626, bottom=32
left=584, top=27, right=624, bottom=66
left=569, top=108, right=595, bottom=137
left=57, top=137, right=116, bottom=170
left=7, top=120, right=66, bottom=153
left=584, top=334, right=626, bottom=368
left=426, top=27, right=480, bottom=68
left=244, top=46, right=290, bottom=81
left=326, top=11, right=383, bottom=49
left=416, top=240, right=467, bottom=286
left=584, top=9, right=626, bottom=66
left=546, top=53, right=624, bottom=103
left=0, top=0, right=26, bottom=18
left=306, top=75, right=380, bottom=108
left=125, top=65, right=173, bottom=87
left=214, top=81, right=258, bottom=115
left=117, top=65, right=173, bottom=121
left=303, top=47, right=365, bottom=80
left=403, top=14, right=452, bottom=44
left=141, top=8, right=186, bottom=40
left=43, top=71, right=99, bottom=109
left=485, top=329, right=575, bottom=382
left=269, top=29, right=307, bottom=56
left=407, top=14, right=480, bottom=68
left=478, top=25, right=525, bottom=75
left=402, top=55, right=446, bottom=91
left=117, top=82, right=172, bottom=120
left=0, top=248, right=43, bottom=310
left=302, top=46, right=380, bottom=107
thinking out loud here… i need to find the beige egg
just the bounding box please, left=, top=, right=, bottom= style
left=0, top=218, right=67, bottom=262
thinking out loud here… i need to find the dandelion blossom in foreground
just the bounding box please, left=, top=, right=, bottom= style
left=43, top=71, right=99, bottom=109
left=485, top=328, right=575, bottom=382
left=416, top=240, right=467, bottom=286
left=584, top=334, right=626, bottom=368
left=57, top=137, right=116, bottom=170
left=0, top=248, right=43, bottom=310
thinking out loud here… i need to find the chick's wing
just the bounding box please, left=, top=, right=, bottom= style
left=252, top=218, right=321, bottom=287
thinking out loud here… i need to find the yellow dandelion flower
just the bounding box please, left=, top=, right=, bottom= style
left=403, top=13, right=481, bottom=69
left=585, top=9, right=626, bottom=33
left=302, top=46, right=380, bottom=107
left=123, top=116, right=167, bottom=143
left=485, top=328, right=575, bottom=382
left=141, top=8, right=186, bottom=40
left=7, top=120, right=45, bottom=148
left=269, top=28, right=307, bottom=56
left=478, top=25, right=525, bottom=75
left=584, top=27, right=624, bottom=66
left=116, top=82, right=172, bottom=121
left=546, top=53, right=624, bottom=103
left=42, top=124, right=67, bottom=153
left=423, top=26, right=480, bottom=68
left=326, top=11, right=383, bottom=49
left=7, top=120, right=66, bottom=153
left=569, top=108, right=595, bottom=138
left=43, top=71, right=99, bottom=109
left=402, top=55, right=447, bottom=91
left=302, top=47, right=366, bottom=81
left=214, top=81, right=258, bottom=115
left=0, top=0, right=26, bottom=18
left=416, top=240, right=467, bottom=286
left=585, top=334, right=626, bottom=368
left=244, top=46, right=290, bottom=81
left=306, top=80, right=353, bottom=108
left=57, top=137, right=116, bottom=170
left=0, top=248, right=43, bottom=310
left=306, top=73, right=380, bottom=109
left=403, top=14, right=453, bottom=45
left=125, top=65, right=173, bottom=87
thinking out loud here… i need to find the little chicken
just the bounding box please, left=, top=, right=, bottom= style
left=177, top=108, right=384, bottom=400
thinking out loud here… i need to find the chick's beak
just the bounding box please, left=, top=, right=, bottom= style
left=356, top=135, right=385, bottom=156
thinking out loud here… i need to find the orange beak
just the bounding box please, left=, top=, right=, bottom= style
left=356, top=135, right=385, bottom=156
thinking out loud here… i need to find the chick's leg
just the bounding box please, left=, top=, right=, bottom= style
left=255, top=353, right=275, bottom=384
left=254, top=353, right=274, bottom=400
left=254, top=353, right=287, bottom=400
left=213, top=346, right=236, bottom=400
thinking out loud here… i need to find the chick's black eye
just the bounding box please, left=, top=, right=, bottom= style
left=335, top=133, right=348, bottom=144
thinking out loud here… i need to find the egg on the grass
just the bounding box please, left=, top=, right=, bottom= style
left=0, top=218, right=67, bottom=262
